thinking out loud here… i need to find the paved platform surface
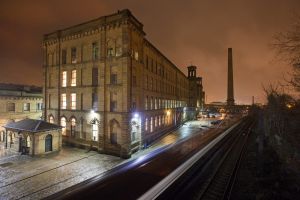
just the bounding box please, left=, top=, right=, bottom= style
left=0, top=118, right=221, bottom=200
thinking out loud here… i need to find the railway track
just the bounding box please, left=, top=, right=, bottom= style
left=159, top=117, right=255, bottom=200
left=197, top=119, right=254, bottom=200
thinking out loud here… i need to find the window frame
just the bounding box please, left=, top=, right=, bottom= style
left=61, top=93, right=67, bottom=109
left=70, top=93, right=76, bottom=110
left=71, top=69, right=77, bottom=86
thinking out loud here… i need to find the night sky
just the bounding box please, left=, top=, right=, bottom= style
left=1, top=0, right=299, bottom=104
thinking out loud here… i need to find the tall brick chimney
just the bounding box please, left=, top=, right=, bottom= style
left=227, top=48, right=235, bottom=106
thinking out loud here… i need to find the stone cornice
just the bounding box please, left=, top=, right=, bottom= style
left=43, top=9, right=145, bottom=46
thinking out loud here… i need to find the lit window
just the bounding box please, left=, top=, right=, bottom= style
left=155, top=116, right=157, bottom=127
left=71, top=70, right=76, bottom=86
left=62, top=71, right=67, bottom=87
left=145, top=118, right=148, bottom=131
left=150, top=117, right=153, bottom=132
left=61, top=117, right=66, bottom=136
left=71, top=93, right=76, bottom=110
left=92, top=124, right=98, bottom=141
left=158, top=99, right=161, bottom=109
left=159, top=116, right=161, bottom=126
left=49, top=116, right=54, bottom=124
left=61, top=93, right=66, bottom=109
left=71, top=118, right=76, bottom=137
left=23, top=103, right=30, bottom=111
left=26, top=136, right=31, bottom=148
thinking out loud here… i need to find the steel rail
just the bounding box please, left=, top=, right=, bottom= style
left=195, top=118, right=254, bottom=200
left=138, top=120, right=242, bottom=200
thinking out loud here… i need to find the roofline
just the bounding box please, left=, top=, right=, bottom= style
left=3, top=126, right=62, bottom=133
left=44, top=9, right=145, bottom=41
left=144, top=39, right=187, bottom=78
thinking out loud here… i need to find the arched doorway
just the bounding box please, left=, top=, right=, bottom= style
left=110, top=119, right=120, bottom=145
left=45, top=134, right=52, bottom=152
left=70, top=117, right=76, bottom=137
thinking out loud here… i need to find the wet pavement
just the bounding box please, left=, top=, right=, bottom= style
left=0, top=118, right=221, bottom=200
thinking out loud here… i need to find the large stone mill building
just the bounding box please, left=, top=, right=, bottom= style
left=43, top=9, right=204, bottom=158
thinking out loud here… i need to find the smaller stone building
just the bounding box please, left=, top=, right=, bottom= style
left=0, top=83, right=43, bottom=144
left=3, top=119, right=62, bottom=156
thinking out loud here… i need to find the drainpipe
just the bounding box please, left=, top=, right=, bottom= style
left=5, top=129, right=7, bottom=149
left=58, top=31, right=62, bottom=126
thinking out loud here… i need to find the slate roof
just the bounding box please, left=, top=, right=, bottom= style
left=3, top=119, right=61, bottom=133
left=0, top=83, right=42, bottom=93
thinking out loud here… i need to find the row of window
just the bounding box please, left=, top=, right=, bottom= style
left=51, top=42, right=129, bottom=66
left=61, top=43, right=100, bottom=65
left=59, top=93, right=112, bottom=111
left=144, top=55, right=182, bottom=84
left=144, top=75, right=187, bottom=96
left=62, top=70, right=77, bottom=87
left=49, top=116, right=101, bottom=143
left=6, top=102, right=42, bottom=112
left=145, top=115, right=172, bottom=133
left=60, top=69, right=119, bottom=88
left=144, top=97, right=186, bottom=110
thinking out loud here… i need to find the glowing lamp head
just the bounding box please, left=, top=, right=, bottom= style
left=286, top=104, right=292, bottom=109
left=134, top=113, right=139, bottom=118
left=91, top=109, right=95, bottom=114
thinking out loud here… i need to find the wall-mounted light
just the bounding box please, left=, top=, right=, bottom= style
left=134, top=113, right=139, bottom=118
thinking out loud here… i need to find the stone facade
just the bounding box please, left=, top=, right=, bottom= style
left=43, top=9, right=204, bottom=158
left=0, top=84, right=43, bottom=143
left=22, top=130, right=61, bottom=156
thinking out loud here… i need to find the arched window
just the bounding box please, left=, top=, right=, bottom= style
left=61, top=117, right=66, bottom=135
left=71, top=118, right=76, bottom=137
left=26, top=135, right=31, bottom=148
left=49, top=115, right=54, bottom=124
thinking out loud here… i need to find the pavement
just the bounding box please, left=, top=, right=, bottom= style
left=0, top=118, right=222, bottom=200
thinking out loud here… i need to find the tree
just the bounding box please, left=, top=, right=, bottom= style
left=273, top=16, right=300, bottom=91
